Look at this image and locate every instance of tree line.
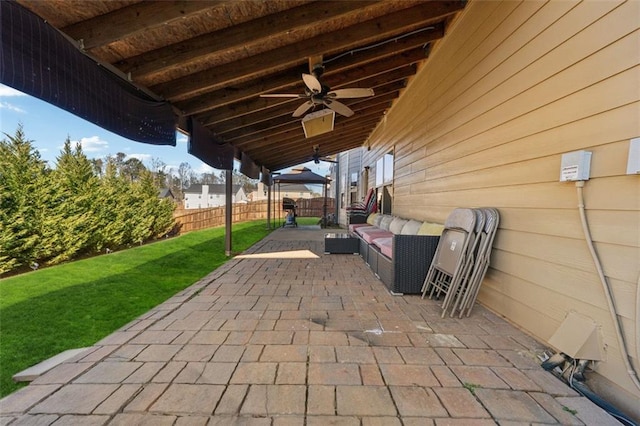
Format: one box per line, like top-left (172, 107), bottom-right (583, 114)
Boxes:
top-left (0, 126), bottom-right (176, 276)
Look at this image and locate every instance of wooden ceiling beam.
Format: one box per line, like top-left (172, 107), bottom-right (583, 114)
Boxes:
top-left (118, 1), bottom-right (376, 79)
top-left (206, 76), bottom-right (408, 132)
top-left (175, 33), bottom-right (433, 116)
top-left (151, 1), bottom-right (464, 100)
top-left (214, 88), bottom-right (402, 137)
top-left (263, 141), bottom-right (367, 170)
top-left (256, 130), bottom-right (377, 169)
top-left (225, 101), bottom-right (391, 144)
top-left (231, 105), bottom-right (389, 149)
top-left (62, 1), bottom-right (224, 50)
top-left (196, 64), bottom-right (416, 126)
top-left (233, 113), bottom-right (383, 154)
top-left (256, 123), bottom-right (379, 158)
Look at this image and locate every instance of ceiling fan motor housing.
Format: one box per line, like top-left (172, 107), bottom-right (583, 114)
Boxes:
top-left (311, 63), bottom-right (325, 77)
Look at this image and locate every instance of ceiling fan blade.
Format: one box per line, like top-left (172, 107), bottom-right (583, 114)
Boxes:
top-left (260, 93), bottom-right (305, 98)
top-left (302, 73), bottom-right (322, 94)
top-left (323, 99), bottom-right (354, 117)
top-left (292, 100), bottom-right (314, 118)
top-left (327, 88), bottom-right (374, 99)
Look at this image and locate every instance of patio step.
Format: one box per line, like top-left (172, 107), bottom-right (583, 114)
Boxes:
top-left (12, 347), bottom-right (90, 382)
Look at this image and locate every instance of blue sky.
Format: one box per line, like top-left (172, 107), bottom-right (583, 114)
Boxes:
top-left (0, 84), bottom-right (329, 177)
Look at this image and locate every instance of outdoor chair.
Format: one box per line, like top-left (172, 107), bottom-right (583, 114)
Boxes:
top-left (420, 208), bottom-right (476, 315)
top-left (347, 188), bottom-right (377, 224)
top-left (454, 208), bottom-right (500, 317)
top-left (439, 208), bottom-right (485, 317)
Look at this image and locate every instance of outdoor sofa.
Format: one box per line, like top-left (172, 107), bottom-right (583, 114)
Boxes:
top-left (349, 213), bottom-right (444, 294)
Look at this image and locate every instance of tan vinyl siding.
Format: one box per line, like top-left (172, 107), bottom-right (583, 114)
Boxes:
top-left (362, 0), bottom-right (640, 401)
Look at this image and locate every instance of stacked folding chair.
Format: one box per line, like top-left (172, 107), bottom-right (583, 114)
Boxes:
top-left (421, 208), bottom-right (499, 318)
top-left (455, 208), bottom-right (499, 317)
top-left (420, 208), bottom-right (477, 316)
top-left (439, 209), bottom-right (485, 317)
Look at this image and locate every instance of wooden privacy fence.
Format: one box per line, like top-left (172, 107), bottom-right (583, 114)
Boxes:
top-left (295, 197), bottom-right (335, 217)
top-left (173, 198), bottom-right (334, 233)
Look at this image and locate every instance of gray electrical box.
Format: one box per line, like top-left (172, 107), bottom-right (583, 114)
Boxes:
top-left (560, 150), bottom-right (591, 182)
top-left (627, 137), bottom-right (640, 175)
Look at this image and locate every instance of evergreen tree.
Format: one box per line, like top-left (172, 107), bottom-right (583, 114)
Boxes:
top-left (130, 170), bottom-right (175, 244)
top-left (94, 159), bottom-right (134, 249)
top-left (0, 126), bottom-right (178, 274)
top-left (43, 138), bottom-right (100, 263)
top-left (0, 125), bottom-right (50, 273)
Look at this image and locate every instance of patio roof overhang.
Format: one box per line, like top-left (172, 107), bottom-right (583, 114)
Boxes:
top-left (2, 0), bottom-right (466, 173)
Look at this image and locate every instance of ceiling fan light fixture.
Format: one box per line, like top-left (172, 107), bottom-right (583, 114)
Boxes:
top-left (301, 109), bottom-right (335, 138)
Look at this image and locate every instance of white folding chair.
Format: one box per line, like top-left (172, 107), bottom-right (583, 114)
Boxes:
top-left (421, 208), bottom-right (476, 313)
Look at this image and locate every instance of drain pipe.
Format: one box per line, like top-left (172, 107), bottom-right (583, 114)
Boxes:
top-left (541, 353), bottom-right (637, 425)
top-left (575, 181), bottom-right (640, 391)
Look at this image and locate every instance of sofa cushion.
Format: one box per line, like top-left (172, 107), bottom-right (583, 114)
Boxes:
top-left (361, 229), bottom-right (393, 243)
top-left (379, 215), bottom-right (395, 230)
top-left (372, 237), bottom-right (393, 258)
top-left (349, 223), bottom-right (370, 233)
top-left (389, 217), bottom-right (408, 234)
top-left (366, 213), bottom-right (379, 225)
top-left (417, 222), bottom-right (445, 236)
top-left (401, 219), bottom-right (423, 235)
top-left (355, 225), bottom-right (376, 237)
top-left (373, 214), bottom-right (385, 227)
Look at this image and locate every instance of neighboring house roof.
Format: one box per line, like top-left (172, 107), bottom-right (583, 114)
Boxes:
top-left (184, 184), bottom-right (242, 194)
top-left (158, 188), bottom-right (175, 199)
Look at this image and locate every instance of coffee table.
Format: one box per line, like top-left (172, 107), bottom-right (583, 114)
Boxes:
top-left (324, 233), bottom-right (359, 254)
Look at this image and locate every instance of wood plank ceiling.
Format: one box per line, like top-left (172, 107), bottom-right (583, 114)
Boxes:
top-left (17, 0), bottom-right (465, 172)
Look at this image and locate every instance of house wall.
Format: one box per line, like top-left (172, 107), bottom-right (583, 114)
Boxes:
top-left (362, 0), bottom-right (639, 410)
top-left (183, 185), bottom-right (236, 209)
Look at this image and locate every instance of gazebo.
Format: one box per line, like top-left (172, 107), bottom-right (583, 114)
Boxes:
top-left (272, 168), bottom-right (330, 228)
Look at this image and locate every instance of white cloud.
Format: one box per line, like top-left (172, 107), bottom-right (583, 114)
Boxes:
top-left (195, 162), bottom-right (217, 174)
top-left (74, 136), bottom-right (109, 152)
top-left (176, 132), bottom-right (189, 144)
top-left (127, 153), bottom-right (152, 162)
top-left (0, 85), bottom-right (26, 97)
top-left (0, 101), bottom-right (26, 113)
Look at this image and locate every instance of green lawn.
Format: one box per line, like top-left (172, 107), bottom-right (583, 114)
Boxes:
top-left (0, 220), bottom-right (271, 397)
top-left (295, 216), bottom-right (321, 226)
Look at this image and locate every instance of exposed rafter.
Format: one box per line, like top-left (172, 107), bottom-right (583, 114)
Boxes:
top-left (17, 0), bottom-right (465, 171)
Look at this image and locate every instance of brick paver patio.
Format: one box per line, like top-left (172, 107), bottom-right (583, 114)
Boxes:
top-left (0, 227), bottom-right (619, 425)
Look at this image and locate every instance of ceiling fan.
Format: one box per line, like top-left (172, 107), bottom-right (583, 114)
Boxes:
top-left (312, 145), bottom-right (337, 164)
top-left (261, 61), bottom-right (374, 118)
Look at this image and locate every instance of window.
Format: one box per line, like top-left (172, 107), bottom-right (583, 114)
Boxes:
top-left (375, 157), bottom-right (384, 187)
top-left (383, 152), bottom-right (393, 184)
top-left (375, 150), bottom-right (394, 214)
